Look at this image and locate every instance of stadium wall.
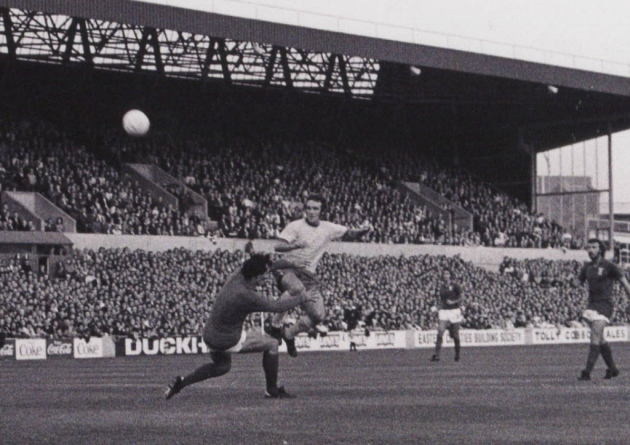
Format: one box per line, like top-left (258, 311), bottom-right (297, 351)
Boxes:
top-left (65, 234), bottom-right (584, 271)
top-left (110, 325), bottom-right (629, 356)
top-left (2, 192), bottom-right (77, 232)
top-left (401, 182), bottom-right (473, 231)
top-left (2, 326), bottom-right (628, 361)
top-left (122, 164), bottom-right (180, 211)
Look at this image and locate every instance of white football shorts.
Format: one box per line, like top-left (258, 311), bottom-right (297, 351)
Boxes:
top-left (581, 309), bottom-right (609, 323)
top-left (438, 308), bottom-right (464, 324)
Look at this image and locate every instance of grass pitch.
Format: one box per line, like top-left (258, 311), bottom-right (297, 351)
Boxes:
top-left (2, 344), bottom-right (630, 445)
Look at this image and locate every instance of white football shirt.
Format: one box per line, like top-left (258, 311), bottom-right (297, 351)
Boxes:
top-left (278, 219), bottom-right (347, 273)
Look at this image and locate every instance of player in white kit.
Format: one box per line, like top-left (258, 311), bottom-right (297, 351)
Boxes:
top-left (268, 194), bottom-right (370, 357)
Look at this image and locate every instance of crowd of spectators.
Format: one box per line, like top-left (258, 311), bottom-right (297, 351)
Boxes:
top-left (0, 118), bottom-right (203, 236)
top-left (0, 202), bottom-right (37, 231)
top-left (102, 119), bottom-right (583, 248)
top-left (1, 114), bottom-right (581, 249)
top-left (382, 152), bottom-right (583, 249)
top-left (44, 216), bottom-right (66, 232)
top-left (2, 247), bottom-right (628, 341)
top-left (103, 132), bottom-right (467, 245)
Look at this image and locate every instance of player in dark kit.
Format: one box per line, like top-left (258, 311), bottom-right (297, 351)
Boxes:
top-left (164, 254), bottom-right (305, 400)
top-left (576, 239), bottom-right (630, 381)
top-left (431, 269), bottom-right (463, 362)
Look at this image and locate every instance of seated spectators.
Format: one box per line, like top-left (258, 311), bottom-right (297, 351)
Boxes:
top-left (103, 132), bottom-right (476, 245)
top-left (0, 202), bottom-right (38, 231)
top-left (0, 117), bottom-right (201, 236)
top-left (384, 153), bottom-right (583, 249)
top-left (0, 114), bottom-right (579, 248)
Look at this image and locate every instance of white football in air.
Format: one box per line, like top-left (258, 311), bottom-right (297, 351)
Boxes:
top-left (122, 109), bottom-right (150, 136)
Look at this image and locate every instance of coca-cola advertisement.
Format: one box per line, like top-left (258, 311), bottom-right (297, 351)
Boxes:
top-left (73, 337), bottom-right (104, 359)
top-left (15, 339), bottom-right (47, 361)
top-left (47, 339), bottom-right (73, 358)
top-left (0, 339), bottom-right (15, 360)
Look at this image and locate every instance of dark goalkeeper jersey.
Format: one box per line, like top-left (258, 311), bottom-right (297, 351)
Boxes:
top-left (203, 269), bottom-right (302, 350)
top-left (578, 258), bottom-right (623, 319)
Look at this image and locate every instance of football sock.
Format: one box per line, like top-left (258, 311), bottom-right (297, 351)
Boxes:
top-left (286, 316), bottom-right (314, 339)
top-left (434, 333), bottom-right (443, 357)
top-left (450, 324), bottom-right (461, 358)
top-left (263, 350), bottom-right (279, 390)
top-left (453, 335), bottom-right (461, 359)
top-left (600, 342), bottom-right (617, 371)
top-left (585, 344), bottom-right (601, 373)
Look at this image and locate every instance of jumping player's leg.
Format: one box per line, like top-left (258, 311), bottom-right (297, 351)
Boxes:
top-left (284, 287), bottom-right (325, 339)
top-left (432, 320), bottom-right (450, 361)
top-left (278, 287), bottom-right (325, 358)
top-left (270, 271), bottom-right (306, 329)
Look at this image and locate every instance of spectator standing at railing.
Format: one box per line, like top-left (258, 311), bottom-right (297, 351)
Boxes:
top-left (576, 239), bottom-right (630, 381)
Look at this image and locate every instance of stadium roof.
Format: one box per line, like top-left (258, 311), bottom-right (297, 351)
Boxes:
top-left (3, 1), bottom-right (630, 94)
top-left (1, 0), bottom-right (630, 156)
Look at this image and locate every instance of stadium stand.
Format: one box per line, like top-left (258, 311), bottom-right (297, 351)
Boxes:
top-left (1, 246), bottom-right (628, 340)
top-left (1, 113), bottom-right (581, 249)
top-left (0, 0), bottom-right (628, 344)
top-left (0, 117), bottom-right (208, 236)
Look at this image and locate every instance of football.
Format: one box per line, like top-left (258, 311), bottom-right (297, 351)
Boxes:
top-left (122, 109), bottom-right (150, 136)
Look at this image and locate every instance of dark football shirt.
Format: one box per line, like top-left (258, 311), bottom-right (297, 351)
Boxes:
top-left (578, 258), bottom-right (623, 319)
top-left (439, 283), bottom-right (462, 310)
top-left (203, 268), bottom-right (302, 350)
